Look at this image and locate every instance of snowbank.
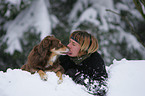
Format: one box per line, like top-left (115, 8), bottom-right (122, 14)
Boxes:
top-left (0, 59), bottom-right (145, 96)
top-left (0, 69), bottom-right (91, 96)
top-left (107, 59), bottom-right (145, 96)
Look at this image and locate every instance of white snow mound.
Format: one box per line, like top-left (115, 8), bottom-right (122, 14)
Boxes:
top-left (107, 59), bottom-right (145, 96)
top-left (0, 69), bottom-right (91, 96)
top-left (0, 59), bottom-right (145, 96)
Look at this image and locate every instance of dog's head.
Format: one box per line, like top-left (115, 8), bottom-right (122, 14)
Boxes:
top-left (38, 36), bottom-right (69, 55)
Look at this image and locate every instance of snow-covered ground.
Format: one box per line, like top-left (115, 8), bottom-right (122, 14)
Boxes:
top-left (0, 59), bottom-right (145, 96)
top-left (107, 59), bottom-right (145, 96)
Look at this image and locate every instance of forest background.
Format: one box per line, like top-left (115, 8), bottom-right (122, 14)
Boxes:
top-left (0, 0), bottom-right (145, 71)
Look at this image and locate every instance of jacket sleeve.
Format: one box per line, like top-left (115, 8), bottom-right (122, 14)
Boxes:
top-left (88, 52), bottom-right (108, 80)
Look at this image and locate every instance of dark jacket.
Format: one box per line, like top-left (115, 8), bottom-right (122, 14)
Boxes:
top-left (59, 52), bottom-right (108, 95)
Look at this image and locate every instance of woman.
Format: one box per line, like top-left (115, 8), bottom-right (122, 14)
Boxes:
top-left (59, 30), bottom-right (108, 96)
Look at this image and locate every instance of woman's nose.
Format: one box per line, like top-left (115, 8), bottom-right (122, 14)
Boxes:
top-left (67, 43), bottom-right (71, 48)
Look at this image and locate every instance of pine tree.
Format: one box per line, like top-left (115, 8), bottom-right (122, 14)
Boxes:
top-left (0, 0), bottom-right (145, 71)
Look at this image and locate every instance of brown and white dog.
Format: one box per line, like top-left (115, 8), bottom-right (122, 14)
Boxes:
top-left (21, 36), bottom-right (69, 84)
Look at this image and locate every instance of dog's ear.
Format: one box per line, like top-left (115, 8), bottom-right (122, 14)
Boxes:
top-left (51, 35), bottom-right (55, 37)
top-left (38, 42), bottom-right (49, 58)
top-left (38, 36), bottom-right (51, 55)
top-left (44, 36), bottom-right (51, 39)
top-left (45, 35), bottom-right (55, 38)
top-left (42, 35), bottom-right (56, 48)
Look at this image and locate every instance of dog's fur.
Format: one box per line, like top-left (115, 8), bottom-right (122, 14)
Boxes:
top-left (21, 36), bottom-right (69, 83)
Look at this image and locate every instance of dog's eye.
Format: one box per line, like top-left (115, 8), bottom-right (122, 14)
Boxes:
top-left (59, 44), bottom-right (63, 47)
top-left (58, 43), bottom-right (62, 47)
top-left (55, 42), bottom-right (63, 49)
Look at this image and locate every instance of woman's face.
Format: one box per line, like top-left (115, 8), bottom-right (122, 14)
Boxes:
top-left (67, 39), bottom-right (81, 57)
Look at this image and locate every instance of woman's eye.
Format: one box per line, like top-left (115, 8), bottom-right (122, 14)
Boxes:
top-left (72, 43), bottom-right (76, 46)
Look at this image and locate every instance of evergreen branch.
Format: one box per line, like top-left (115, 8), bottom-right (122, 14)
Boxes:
top-left (140, 0), bottom-right (145, 5)
top-left (133, 0), bottom-right (145, 19)
top-left (106, 9), bottom-right (145, 48)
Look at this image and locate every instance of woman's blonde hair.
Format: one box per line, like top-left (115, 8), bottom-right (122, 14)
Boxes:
top-left (70, 30), bottom-right (98, 56)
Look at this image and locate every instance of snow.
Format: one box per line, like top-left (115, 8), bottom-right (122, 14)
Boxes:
top-left (116, 3), bottom-right (129, 11)
top-left (116, 27), bottom-right (143, 50)
top-left (0, 59), bottom-right (145, 96)
top-left (116, 2), bottom-right (143, 19)
top-left (71, 8), bottom-right (100, 30)
top-left (140, 0), bottom-right (145, 14)
top-left (0, 69), bottom-right (90, 96)
top-left (70, 0), bottom-right (114, 31)
top-left (107, 59), bottom-right (145, 96)
top-left (4, 0), bottom-right (51, 54)
top-left (7, 0), bottom-right (21, 5)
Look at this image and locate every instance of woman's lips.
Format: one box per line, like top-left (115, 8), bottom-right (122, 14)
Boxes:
top-left (66, 51), bottom-right (72, 55)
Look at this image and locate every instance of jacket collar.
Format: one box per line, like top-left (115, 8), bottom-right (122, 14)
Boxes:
top-left (70, 53), bottom-right (91, 65)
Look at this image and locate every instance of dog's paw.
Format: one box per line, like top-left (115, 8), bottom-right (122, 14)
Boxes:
top-left (38, 70), bottom-right (48, 81)
top-left (57, 79), bottom-right (63, 84)
top-left (41, 74), bottom-right (48, 81)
